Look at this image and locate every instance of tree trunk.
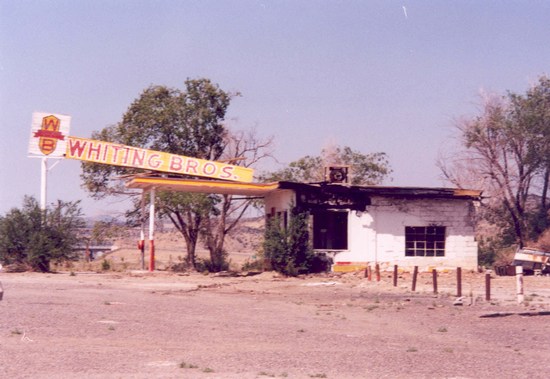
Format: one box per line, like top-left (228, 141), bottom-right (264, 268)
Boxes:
top-left (185, 236), bottom-right (198, 271)
top-left (541, 166), bottom-right (549, 213)
top-left (204, 216), bottom-right (227, 272)
top-left (167, 210), bottom-right (202, 271)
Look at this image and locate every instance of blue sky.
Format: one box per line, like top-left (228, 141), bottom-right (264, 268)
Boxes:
top-left (1, 0), bottom-right (549, 217)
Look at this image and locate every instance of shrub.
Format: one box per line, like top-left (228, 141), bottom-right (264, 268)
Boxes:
top-left (0, 196), bottom-right (84, 272)
top-left (196, 257), bottom-right (230, 273)
top-left (241, 258), bottom-right (264, 271)
top-left (263, 207), bottom-right (324, 276)
top-left (101, 259), bottom-right (111, 271)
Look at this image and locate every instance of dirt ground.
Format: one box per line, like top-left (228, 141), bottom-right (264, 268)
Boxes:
top-left (1, 269), bottom-right (550, 379)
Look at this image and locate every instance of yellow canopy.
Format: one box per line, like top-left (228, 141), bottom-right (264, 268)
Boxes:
top-left (125, 176), bottom-right (279, 196)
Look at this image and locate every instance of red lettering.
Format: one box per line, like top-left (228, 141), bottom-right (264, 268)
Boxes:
top-left (220, 166), bottom-right (234, 179)
top-left (132, 149), bottom-right (145, 167)
top-left (102, 144), bottom-right (109, 162)
top-left (147, 154), bottom-right (162, 169)
top-left (40, 139), bottom-right (56, 152)
top-left (170, 156), bottom-right (183, 171)
top-left (203, 162), bottom-right (217, 176)
top-left (87, 142), bottom-right (102, 161)
top-left (42, 116), bottom-right (60, 130)
top-left (122, 147), bottom-right (131, 164)
top-left (110, 145), bottom-right (123, 163)
top-left (68, 139), bottom-right (87, 158)
top-left (185, 159), bottom-right (199, 174)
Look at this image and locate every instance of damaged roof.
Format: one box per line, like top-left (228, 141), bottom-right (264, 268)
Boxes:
top-left (125, 176), bottom-right (482, 200)
top-left (277, 181), bottom-right (482, 200)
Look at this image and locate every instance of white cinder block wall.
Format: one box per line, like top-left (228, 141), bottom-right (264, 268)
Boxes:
top-left (265, 191), bottom-right (479, 272)
top-left (341, 197), bottom-right (478, 271)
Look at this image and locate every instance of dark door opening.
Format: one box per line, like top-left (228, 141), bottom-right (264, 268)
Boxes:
top-left (312, 210), bottom-right (348, 250)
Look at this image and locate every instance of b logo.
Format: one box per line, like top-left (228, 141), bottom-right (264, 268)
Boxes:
top-left (33, 115), bottom-right (65, 155)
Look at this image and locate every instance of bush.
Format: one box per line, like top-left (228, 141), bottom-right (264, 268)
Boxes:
top-left (241, 257), bottom-right (264, 272)
top-left (101, 259), bottom-right (111, 271)
top-left (478, 235), bottom-right (519, 268)
top-left (196, 257), bottom-right (230, 273)
top-left (477, 237), bottom-right (498, 267)
top-left (263, 207), bottom-right (323, 276)
top-left (0, 196), bottom-right (84, 272)
top-left (168, 255), bottom-right (189, 272)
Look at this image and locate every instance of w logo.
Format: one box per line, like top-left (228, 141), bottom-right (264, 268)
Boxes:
top-left (33, 115), bottom-right (65, 155)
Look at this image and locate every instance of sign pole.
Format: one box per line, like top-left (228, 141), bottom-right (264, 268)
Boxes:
top-left (40, 157), bottom-right (48, 210)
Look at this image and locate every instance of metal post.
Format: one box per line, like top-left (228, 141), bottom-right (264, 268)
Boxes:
top-left (393, 265), bottom-right (398, 287)
top-left (148, 188), bottom-right (156, 272)
top-left (139, 191), bottom-right (146, 270)
top-left (516, 266), bottom-right (524, 304)
top-left (375, 263), bottom-right (380, 282)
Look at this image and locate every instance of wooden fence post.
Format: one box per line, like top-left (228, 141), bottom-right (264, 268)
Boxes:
top-left (393, 265), bottom-right (398, 287)
top-left (485, 270), bottom-right (491, 301)
top-left (364, 264), bottom-right (371, 280)
top-left (432, 268), bottom-right (438, 294)
top-left (375, 263), bottom-right (380, 282)
top-left (456, 267), bottom-right (462, 297)
top-left (411, 266), bottom-right (418, 292)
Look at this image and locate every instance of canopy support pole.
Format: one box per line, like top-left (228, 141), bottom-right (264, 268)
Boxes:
top-left (148, 188), bottom-right (156, 272)
top-left (139, 191), bottom-right (146, 270)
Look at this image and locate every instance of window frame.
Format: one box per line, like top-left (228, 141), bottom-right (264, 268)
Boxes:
top-left (405, 226), bottom-right (446, 257)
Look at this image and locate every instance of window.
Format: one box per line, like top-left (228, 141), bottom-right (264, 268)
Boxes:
top-left (267, 209), bottom-right (288, 230)
top-left (405, 226), bottom-right (446, 257)
top-left (312, 210), bottom-right (348, 250)
top-left (276, 211), bottom-right (288, 230)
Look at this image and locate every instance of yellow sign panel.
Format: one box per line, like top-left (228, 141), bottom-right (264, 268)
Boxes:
top-left (65, 136), bottom-right (254, 183)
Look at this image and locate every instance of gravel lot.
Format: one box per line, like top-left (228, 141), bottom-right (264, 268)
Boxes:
top-left (1, 270), bottom-right (550, 378)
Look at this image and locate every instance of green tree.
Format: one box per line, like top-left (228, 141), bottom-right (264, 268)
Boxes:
top-left (0, 196), bottom-right (84, 272)
top-left (81, 79), bottom-right (235, 270)
top-left (80, 78), bottom-right (275, 271)
top-left (439, 75), bottom-right (550, 249)
top-left (261, 145), bottom-right (391, 185)
top-left (509, 76), bottom-right (550, 239)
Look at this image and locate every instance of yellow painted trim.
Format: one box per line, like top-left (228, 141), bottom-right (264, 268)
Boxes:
top-left (332, 264), bottom-right (367, 273)
top-left (453, 189), bottom-right (483, 197)
top-left (126, 177), bottom-right (279, 196)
